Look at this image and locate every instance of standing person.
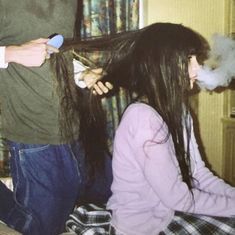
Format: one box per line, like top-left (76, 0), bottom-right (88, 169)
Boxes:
top-left (102, 23), bottom-right (235, 234)
top-left (0, 1), bottom-right (112, 235)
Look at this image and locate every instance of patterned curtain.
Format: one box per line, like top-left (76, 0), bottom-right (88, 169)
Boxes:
top-left (81, 0), bottom-right (139, 149)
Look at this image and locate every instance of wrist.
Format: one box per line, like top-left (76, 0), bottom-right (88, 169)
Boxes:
top-left (5, 45), bottom-right (19, 64)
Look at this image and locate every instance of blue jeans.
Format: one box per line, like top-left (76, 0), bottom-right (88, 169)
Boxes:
top-left (0, 141), bottom-right (112, 235)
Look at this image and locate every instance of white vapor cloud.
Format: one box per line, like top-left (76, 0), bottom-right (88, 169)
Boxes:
top-left (197, 34), bottom-right (235, 90)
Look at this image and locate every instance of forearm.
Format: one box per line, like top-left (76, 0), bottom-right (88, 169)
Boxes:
top-left (1, 38), bottom-right (57, 68)
top-left (193, 165), bottom-right (235, 198)
top-left (145, 151), bottom-right (235, 217)
top-left (1, 45), bottom-right (29, 67)
top-left (5, 41), bottom-right (47, 67)
top-left (5, 45), bottom-right (23, 64)
top-left (190, 130), bottom-right (235, 197)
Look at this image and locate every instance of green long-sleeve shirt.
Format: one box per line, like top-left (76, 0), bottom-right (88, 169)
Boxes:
top-left (0, 0), bottom-right (77, 144)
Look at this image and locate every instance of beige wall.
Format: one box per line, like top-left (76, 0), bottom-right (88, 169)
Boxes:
top-left (145, 0), bottom-right (231, 176)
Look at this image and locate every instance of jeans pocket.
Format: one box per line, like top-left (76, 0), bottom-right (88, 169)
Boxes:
top-left (18, 144), bottom-right (52, 184)
top-left (19, 144), bottom-right (81, 193)
top-left (8, 142), bottom-right (82, 235)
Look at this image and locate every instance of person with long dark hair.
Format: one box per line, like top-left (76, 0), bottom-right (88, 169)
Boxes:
top-left (57, 22), bottom-right (235, 234)
top-left (0, 1), bottom-right (112, 235)
top-left (104, 22), bottom-right (235, 235)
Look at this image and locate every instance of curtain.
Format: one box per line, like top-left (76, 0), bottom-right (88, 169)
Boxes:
top-left (81, 0), bottom-right (139, 149)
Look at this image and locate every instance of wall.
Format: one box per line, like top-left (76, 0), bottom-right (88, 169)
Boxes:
top-left (145, 0), bottom-right (230, 176)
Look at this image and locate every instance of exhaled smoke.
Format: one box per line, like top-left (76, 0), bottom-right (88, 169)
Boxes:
top-left (197, 34), bottom-right (235, 90)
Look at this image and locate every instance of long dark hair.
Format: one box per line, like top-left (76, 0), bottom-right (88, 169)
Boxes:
top-left (52, 22), bottom-right (209, 188)
top-left (50, 0), bottom-right (115, 180)
top-left (103, 23), bottom-right (209, 189)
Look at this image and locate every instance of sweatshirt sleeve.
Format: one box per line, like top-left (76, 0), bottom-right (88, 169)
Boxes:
top-left (190, 125), bottom-right (235, 198)
top-left (128, 105), bottom-right (235, 217)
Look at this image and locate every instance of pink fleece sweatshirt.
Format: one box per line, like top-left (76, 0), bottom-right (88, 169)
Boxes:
top-left (107, 103), bottom-right (235, 235)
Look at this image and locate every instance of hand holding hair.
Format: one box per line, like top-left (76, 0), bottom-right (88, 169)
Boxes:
top-left (5, 38), bottom-right (59, 67)
top-left (79, 67), bottom-right (113, 95)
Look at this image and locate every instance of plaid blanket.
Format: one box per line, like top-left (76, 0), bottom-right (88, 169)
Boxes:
top-left (65, 204), bottom-right (116, 235)
top-left (160, 211), bottom-right (235, 235)
top-left (66, 204), bottom-right (235, 235)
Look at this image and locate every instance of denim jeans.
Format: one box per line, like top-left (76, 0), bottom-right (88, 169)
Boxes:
top-left (0, 140), bottom-right (112, 235)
